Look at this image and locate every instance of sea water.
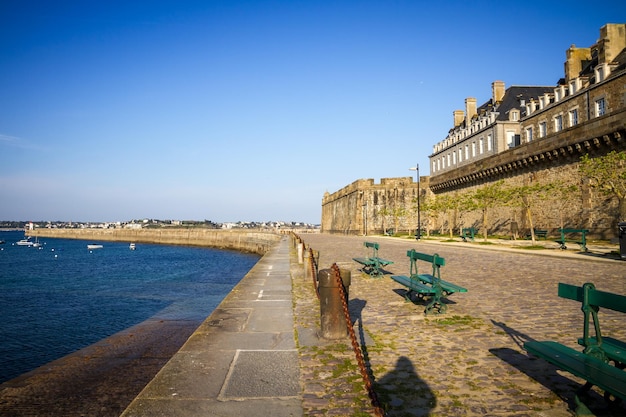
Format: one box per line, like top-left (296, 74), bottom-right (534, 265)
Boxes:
top-left (0, 230), bottom-right (259, 383)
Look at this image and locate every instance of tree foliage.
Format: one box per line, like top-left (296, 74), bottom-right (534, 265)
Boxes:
top-left (466, 181), bottom-right (507, 240)
top-left (579, 151), bottom-right (626, 222)
top-left (504, 182), bottom-right (555, 242)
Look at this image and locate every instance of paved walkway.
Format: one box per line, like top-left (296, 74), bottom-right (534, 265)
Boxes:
top-left (121, 236), bottom-right (301, 417)
top-left (298, 234), bottom-right (625, 416)
top-left (121, 234), bottom-right (626, 417)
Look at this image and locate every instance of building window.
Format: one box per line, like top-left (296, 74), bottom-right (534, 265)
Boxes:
top-left (447, 154), bottom-right (451, 167)
top-left (526, 127), bottom-right (533, 142)
top-left (465, 144), bottom-right (469, 159)
top-left (479, 138), bottom-right (484, 154)
top-left (510, 110), bottom-right (519, 121)
top-left (569, 109), bottom-right (578, 127)
top-left (539, 122), bottom-right (547, 138)
top-left (506, 131), bottom-right (515, 148)
top-left (458, 148), bottom-right (462, 162)
top-left (452, 150), bottom-right (457, 165)
top-left (595, 97), bottom-right (606, 117)
top-left (487, 134), bottom-right (493, 151)
top-left (554, 115), bottom-right (563, 132)
top-left (471, 142), bottom-right (476, 157)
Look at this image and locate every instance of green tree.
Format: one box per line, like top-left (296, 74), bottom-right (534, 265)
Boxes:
top-left (466, 181), bottom-right (507, 241)
top-left (549, 180), bottom-right (581, 229)
top-left (504, 182), bottom-right (555, 243)
top-left (579, 151), bottom-right (626, 223)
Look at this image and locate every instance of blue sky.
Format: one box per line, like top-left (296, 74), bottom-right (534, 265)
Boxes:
top-left (1, 1), bottom-right (624, 223)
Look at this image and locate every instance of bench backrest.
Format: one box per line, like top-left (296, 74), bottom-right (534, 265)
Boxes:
top-left (364, 241), bottom-right (379, 257)
top-left (406, 249), bottom-right (445, 279)
top-left (559, 228), bottom-right (589, 234)
top-left (406, 249), bottom-right (445, 266)
top-left (559, 283), bottom-right (626, 313)
top-left (558, 282), bottom-right (626, 352)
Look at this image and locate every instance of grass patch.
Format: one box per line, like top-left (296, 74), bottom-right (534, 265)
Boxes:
top-left (517, 245), bottom-right (547, 250)
top-left (427, 315), bottom-right (485, 331)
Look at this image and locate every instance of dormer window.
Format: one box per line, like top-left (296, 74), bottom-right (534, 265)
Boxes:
top-left (509, 110), bottom-right (519, 121)
top-left (595, 63), bottom-right (608, 83)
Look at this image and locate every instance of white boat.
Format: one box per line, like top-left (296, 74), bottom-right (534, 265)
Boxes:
top-left (129, 243), bottom-right (136, 250)
top-left (16, 237), bottom-right (34, 246)
top-left (32, 237), bottom-right (42, 248)
top-left (87, 244), bottom-right (103, 250)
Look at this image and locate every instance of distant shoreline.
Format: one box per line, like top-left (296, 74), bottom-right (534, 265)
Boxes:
top-left (27, 228), bottom-right (282, 255)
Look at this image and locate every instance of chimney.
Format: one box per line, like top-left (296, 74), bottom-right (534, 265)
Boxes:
top-left (564, 45), bottom-right (591, 83)
top-left (492, 81), bottom-right (505, 103)
top-left (453, 110), bottom-right (465, 127)
top-left (597, 23), bottom-right (626, 65)
top-left (465, 98), bottom-right (477, 122)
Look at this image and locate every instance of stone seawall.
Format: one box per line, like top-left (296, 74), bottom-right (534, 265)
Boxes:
top-left (27, 228), bottom-right (281, 255)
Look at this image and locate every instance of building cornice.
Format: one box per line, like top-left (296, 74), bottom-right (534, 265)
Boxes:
top-left (429, 108), bottom-right (626, 192)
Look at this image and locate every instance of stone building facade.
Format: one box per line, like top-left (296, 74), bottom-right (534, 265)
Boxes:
top-left (431, 82), bottom-right (554, 175)
top-left (322, 24), bottom-right (626, 238)
top-left (430, 24), bottom-right (625, 236)
top-left (321, 177), bottom-right (429, 235)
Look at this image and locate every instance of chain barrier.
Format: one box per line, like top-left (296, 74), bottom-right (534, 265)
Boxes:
top-left (331, 263), bottom-right (386, 417)
top-left (309, 247), bottom-right (320, 300)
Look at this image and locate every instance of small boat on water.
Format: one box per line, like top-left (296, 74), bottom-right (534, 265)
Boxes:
top-left (16, 237), bottom-right (34, 246)
top-left (129, 243), bottom-right (136, 250)
top-left (87, 244), bottom-right (103, 250)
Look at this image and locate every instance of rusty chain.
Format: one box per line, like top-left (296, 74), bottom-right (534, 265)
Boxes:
top-left (331, 263), bottom-right (386, 417)
top-left (309, 247), bottom-right (320, 300)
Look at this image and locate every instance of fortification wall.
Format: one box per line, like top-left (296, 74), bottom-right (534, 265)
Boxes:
top-left (27, 228), bottom-right (281, 255)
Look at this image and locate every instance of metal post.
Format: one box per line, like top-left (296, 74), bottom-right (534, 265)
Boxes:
top-left (409, 164), bottom-right (421, 240)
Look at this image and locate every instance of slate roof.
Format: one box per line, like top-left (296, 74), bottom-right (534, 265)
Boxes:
top-left (494, 86), bottom-right (554, 121)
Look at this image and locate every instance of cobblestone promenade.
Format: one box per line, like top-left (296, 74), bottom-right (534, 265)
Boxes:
top-left (293, 234), bottom-right (625, 417)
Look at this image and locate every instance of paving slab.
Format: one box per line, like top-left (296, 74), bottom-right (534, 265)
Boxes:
top-left (120, 236), bottom-right (302, 417)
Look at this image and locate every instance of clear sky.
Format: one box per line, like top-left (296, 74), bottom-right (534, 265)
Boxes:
top-left (1, 1), bottom-right (624, 224)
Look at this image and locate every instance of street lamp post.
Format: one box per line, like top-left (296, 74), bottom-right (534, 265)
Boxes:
top-left (409, 164), bottom-right (420, 240)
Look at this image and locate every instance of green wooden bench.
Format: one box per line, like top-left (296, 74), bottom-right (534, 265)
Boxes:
top-left (390, 250), bottom-right (467, 315)
top-left (352, 241), bottom-right (394, 277)
top-left (557, 283), bottom-right (626, 369)
top-left (555, 228), bottom-right (589, 251)
top-left (524, 283), bottom-right (626, 415)
top-left (525, 229), bottom-right (548, 240)
top-left (460, 227), bottom-right (478, 242)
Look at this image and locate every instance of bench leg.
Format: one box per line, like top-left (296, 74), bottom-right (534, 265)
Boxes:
top-left (574, 382), bottom-right (595, 416)
top-left (424, 294), bottom-right (446, 315)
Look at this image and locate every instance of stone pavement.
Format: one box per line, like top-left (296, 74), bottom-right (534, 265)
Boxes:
top-left (121, 236), bottom-right (301, 417)
top-left (297, 234), bottom-right (625, 416)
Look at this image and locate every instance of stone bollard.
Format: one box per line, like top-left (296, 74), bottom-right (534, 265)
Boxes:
top-left (297, 242), bottom-right (304, 264)
top-left (318, 268), bottom-right (351, 339)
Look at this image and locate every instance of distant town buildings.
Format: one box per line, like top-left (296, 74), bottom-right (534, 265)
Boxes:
top-left (1, 219), bottom-right (320, 232)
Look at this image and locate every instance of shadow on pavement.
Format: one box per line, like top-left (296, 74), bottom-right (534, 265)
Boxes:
top-left (489, 320), bottom-right (626, 416)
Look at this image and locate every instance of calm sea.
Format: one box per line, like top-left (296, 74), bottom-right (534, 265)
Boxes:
top-left (0, 230), bottom-right (259, 384)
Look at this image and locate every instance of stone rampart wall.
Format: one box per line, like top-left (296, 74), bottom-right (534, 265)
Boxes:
top-left (27, 228), bottom-right (281, 255)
